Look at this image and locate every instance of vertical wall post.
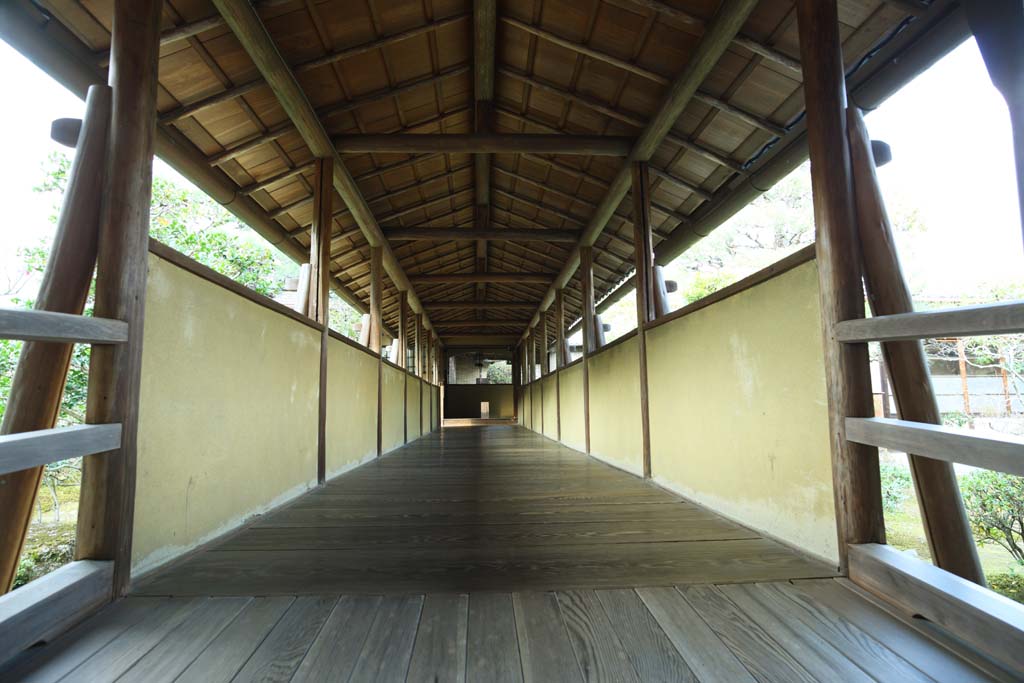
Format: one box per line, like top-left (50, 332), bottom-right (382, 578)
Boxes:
top-left (398, 290), bottom-right (408, 443)
top-left (512, 343), bottom-right (521, 422)
top-left (632, 162), bottom-right (655, 479)
top-left (796, 0), bottom-right (885, 571)
top-left (555, 289), bottom-right (565, 442)
top-left (415, 314), bottom-right (423, 436)
top-left (581, 245), bottom-right (595, 454)
top-left (370, 246), bottom-right (383, 456)
top-left (309, 157), bottom-right (334, 483)
top-left (75, 0), bottom-right (162, 597)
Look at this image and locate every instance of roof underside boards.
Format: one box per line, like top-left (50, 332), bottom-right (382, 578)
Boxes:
top-left (30, 0), bottom-right (942, 343)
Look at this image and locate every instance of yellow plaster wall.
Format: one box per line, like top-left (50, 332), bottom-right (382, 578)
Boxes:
top-left (133, 253), bottom-right (319, 574)
top-left (587, 335), bottom-right (644, 476)
top-left (646, 260), bottom-right (838, 563)
top-left (325, 336), bottom-right (377, 476)
top-left (558, 364), bottom-right (586, 452)
top-left (381, 364), bottom-right (405, 454)
top-left (542, 375), bottom-right (558, 439)
top-left (406, 376), bottom-right (422, 441)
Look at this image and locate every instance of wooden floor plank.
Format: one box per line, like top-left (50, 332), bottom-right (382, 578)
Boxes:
top-left (763, 581), bottom-right (936, 682)
top-left (61, 597), bottom-right (202, 682)
top-left (466, 593), bottom-right (523, 683)
top-left (290, 595), bottom-right (382, 682)
top-left (175, 597), bottom-right (295, 683)
top-left (230, 596), bottom-right (335, 682)
top-left (635, 586), bottom-right (754, 683)
top-left (512, 592), bottom-right (583, 683)
top-left (796, 579), bottom-right (1000, 683)
top-left (0, 598), bottom-right (161, 683)
top-left (595, 589), bottom-right (696, 683)
top-left (116, 597), bottom-right (251, 683)
top-left (555, 590), bottom-right (639, 682)
top-left (677, 584), bottom-right (816, 682)
top-left (134, 538), bottom-right (831, 596)
top-left (348, 595), bottom-right (423, 682)
top-left (716, 583), bottom-right (874, 682)
top-left (406, 594), bottom-right (469, 683)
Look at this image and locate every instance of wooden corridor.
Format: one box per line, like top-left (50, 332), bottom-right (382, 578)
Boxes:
top-left (0, 425), bottom-right (1002, 681)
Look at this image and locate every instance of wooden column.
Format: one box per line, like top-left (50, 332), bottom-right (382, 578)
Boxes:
top-left (398, 291), bottom-right (408, 443)
top-left (848, 108), bottom-right (985, 584)
top-left (541, 309), bottom-right (549, 375)
top-left (796, 0), bottom-right (885, 571)
top-left (309, 157), bottom-right (333, 484)
top-left (370, 246), bottom-right (383, 456)
top-left (512, 346), bottom-right (521, 421)
top-left (555, 289), bottom-right (565, 442)
top-left (632, 162), bottom-right (655, 479)
top-left (76, 0), bottom-right (163, 597)
top-left (581, 245), bottom-right (595, 454)
top-left (415, 313), bottom-right (423, 377)
top-left (0, 85), bottom-right (111, 592)
top-left (416, 314), bottom-right (424, 435)
top-left (964, 0), bottom-right (1024, 247)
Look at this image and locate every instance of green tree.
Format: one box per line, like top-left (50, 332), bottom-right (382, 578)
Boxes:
top-left (961, 470), bottom-right (1024, 565)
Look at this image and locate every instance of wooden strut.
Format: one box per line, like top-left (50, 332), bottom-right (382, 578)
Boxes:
top-left (76, 0), bottom-right (163, 597)
top-left (0, 86), bottom-right (111, 593)
top-left (310, 157), bottom-right (333, 484)
top-left (796, 0), bottom-right (884, 572)
top-left (847, 108), bottom-right (985, 584)
top-left (399, 291), bottom-right (408, 444)
top-left (555, 290), bottom-right (565, 442)
top-left (632, 162), bottom-right (655, 479)
top-left (333, 133), bottom-right (633, 156)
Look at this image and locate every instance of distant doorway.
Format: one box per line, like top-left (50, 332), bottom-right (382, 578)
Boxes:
top-left (480, 401), bottom-right (490, 419)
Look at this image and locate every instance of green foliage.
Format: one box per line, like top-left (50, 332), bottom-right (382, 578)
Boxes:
top-left (988, 570), bottom-right (1024, 603)
top-left (682, 271), bottom-right (735, 305)
top-left (13, 524), bottom-right (76, 589)
top-left (960, 470), bottom-right (1024, 565)
top-left (486, 361), bottom-right (512, 384)
top-left (879, 463), bottom-right (913, 514)
top-left (329, 292), bottom-right (364, 340)
top-left (941, 411), bottom-right (972, 428)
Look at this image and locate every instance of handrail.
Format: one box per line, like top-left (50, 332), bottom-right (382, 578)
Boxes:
top-left (0, 424), bottom-right (122, 476)
top-left (846, 417), bottom-right (1024, 478)
top-left (836, 301), bottom-right (1024, 342)
top-left (0, 309), bottom-right (128, 344)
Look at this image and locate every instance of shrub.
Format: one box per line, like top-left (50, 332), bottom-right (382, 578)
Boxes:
top-left (13, 524), bottom-right (76, 590)
top-left (960, 470), bottom-right (1024, 565)
top-left (988, 571), bottom-right (1024, 603)
top-left (880, 463), bottom-right (913, 514)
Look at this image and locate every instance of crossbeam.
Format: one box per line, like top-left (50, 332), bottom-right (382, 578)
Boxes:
top-left (334, 133), bottom-right (633, 156)
top-left (410, 272), bottom-right (552, 285)
top-left (424, 302), bottom-right (539, 311)
top-left (433, 319), bottom-right (529, 329)
top-left (384, 227), bottom-right (578, 243)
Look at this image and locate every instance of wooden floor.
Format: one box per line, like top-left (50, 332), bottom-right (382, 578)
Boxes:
top-left (1, 426), bottom-right (999, 681)
top-left (135, 425), bottom-right (835, 595)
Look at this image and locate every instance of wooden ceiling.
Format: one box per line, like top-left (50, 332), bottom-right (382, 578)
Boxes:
top-left (34, 0), bottom-right (943, 346)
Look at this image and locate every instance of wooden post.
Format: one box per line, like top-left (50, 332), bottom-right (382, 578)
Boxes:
top-left (632, 162), bottom-right (655, 479)
top-left (512, 345), bottom-right (521, 422)
top-left (370, 246), bottom-right (383, 456)
top-left (309, 157), bottom-right (333, 484)
top-left (416, 314), bottom-right (424, 435)
top-left (555, 289), bottom-right (565, 442)
top-left (399, 291), bottom-right (408, 443)
top-left (796, 0), bottom-right (885, 572)
top-left (541, 310), bottom-right (549, 376)
top-left (964, 0), bottom-right (1024, 247)
top-left (581, 245), bottom-right (595, 454)
top-left (415, 313), bottom-right (423, 377)
top-left (0, 85), bottom-right (111, 592)
top-left (76, 0), bottom-right (163, 597)
top-left (847, 107), bottom-right (985, 584)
